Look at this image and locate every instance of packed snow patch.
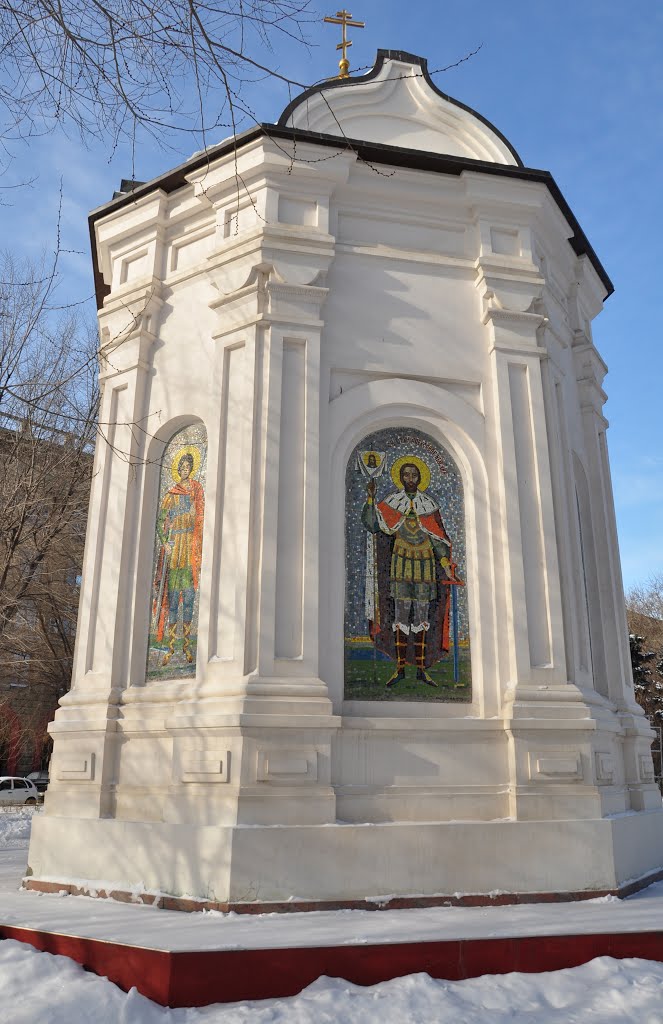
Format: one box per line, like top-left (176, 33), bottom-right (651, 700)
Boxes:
top-left (2, 941), bottom-right (663, 1023)
top-left (0, 807), bottom-right (39, 849)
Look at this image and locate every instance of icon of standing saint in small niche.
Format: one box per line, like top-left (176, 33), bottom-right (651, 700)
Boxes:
top-left (152, 444), bottom-right (205, 669)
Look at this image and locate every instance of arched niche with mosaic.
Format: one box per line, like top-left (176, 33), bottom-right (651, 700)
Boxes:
top-left (146, 423), bottom-right (207, 681)
top-left (344, 427), bottom-right (471, 702)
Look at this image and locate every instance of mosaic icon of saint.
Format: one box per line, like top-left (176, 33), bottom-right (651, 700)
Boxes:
top-left (361, 455), bottom-right (462, 687)
top-left (152, 445), bottom-right (205, 667)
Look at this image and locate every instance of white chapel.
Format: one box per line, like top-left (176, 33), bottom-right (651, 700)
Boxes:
top-left (27, 50), bottom-right (663, 907)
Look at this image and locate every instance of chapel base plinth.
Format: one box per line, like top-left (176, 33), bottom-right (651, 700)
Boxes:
top-left (26, 811), bottom-right (663, 908)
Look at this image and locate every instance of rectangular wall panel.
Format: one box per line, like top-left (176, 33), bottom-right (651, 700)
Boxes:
top-left (274, 340), bottom-right (306, 660)
top-left (85, 383), bottom-right (126, 673)
top-left (552, 377), bottom-right (589, 678)
top-left (598, 429), bottom-right (631, 684)
top-left (212, 343), bottom-right (246, 661)
top-left (509, 363), bottom-right (552, 668)
top-left (337, 213), bottom-right (466, 256)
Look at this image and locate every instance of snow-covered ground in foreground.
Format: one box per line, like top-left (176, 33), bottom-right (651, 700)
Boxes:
top-left (2, 941), bottom-right (663, 1024)
top-left (0, 808), bottom-right (41, 897)
top-left (0, 807), bottom-right (36, 850)
top-left (4, 810), bottom-right (663, 1022)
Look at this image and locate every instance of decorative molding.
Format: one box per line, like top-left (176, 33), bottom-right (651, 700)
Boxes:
top-left (329, 368), bottom-right (483, 414)
top-left (487, 340), bottom-right (547, 360)
top-left (256, 749), bottom-right (318, 782)
top-left (57, 754), bottom-right (95, 781)
top-left (639, 754), bottom-right (655, 783)
top-left (483, 308), bottom-right (548, 328)
top-left (594, 752), bottom-right (616, 784)
top-left (181, 751), bottom-right (230, 784)
top-left (209, 261), bottom-right (330, 339)
top-left (98, 328), bottom-right (158, 382)
top-left (335, 242), bottom-right (474, 271)
top-left (529, 752), bottom-right (582, 782)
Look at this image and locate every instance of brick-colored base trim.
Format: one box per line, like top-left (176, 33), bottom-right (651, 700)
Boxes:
top-left (5, 922), bottom-right (663, 1007)
top-left (22, 865), bottom-right (663, 914)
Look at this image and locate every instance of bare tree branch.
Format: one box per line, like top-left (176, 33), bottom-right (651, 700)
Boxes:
top-left (0, 0), bottom-right (316, 149)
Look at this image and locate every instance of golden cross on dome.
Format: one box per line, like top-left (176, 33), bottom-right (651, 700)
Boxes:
top-left (323, 9), bottom-right (365, 79)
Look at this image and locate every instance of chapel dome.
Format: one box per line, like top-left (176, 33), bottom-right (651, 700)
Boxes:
top-left (278, 49), bottom-right (522, 167)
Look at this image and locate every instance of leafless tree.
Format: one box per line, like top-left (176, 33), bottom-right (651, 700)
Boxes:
top-left (626, 575), bottom-right (663, 779)
top-left (627, 574), bottom-right (663, 629)
top-left (0, 0), bottom-right (315, 154)
top-left (627, 574), bottom-right (663, 673)
top-left (0, 251), bottom-right (97, 763)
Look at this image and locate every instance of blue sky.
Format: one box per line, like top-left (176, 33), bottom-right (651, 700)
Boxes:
top-left (3, 0), bottom-right (661, 590)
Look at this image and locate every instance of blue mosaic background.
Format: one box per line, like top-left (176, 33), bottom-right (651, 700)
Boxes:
top-left (344, 427), bottom-right (471, 702)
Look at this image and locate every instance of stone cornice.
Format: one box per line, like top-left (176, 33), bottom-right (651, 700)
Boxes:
top-left (98, 330), bottom-right (158, 381)
top-left (95, 191), bottom-right (168, 289)
top-left (483, 308), bottom-right (547, 329)
top-left (573, 339), bottom-right (608, 412)
top-left (487, 339), bottom-right (548, 361)
top-left (89, 126), bottom-right (614, 309)
top-left (97, 280), bottom-right (163, 378)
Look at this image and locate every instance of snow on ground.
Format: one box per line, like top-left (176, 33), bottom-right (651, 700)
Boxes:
top-left (0, 807), bottom-right (38, 850)
top-left (2, 941), bottom-right (663, 1024)
top-left (0, 809), bottom-right (39, 896)
top-left (4, 811), bottom-right (663, 1021)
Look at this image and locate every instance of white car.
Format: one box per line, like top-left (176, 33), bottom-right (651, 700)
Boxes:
top-left (0, 777), bottom-right (39, 805)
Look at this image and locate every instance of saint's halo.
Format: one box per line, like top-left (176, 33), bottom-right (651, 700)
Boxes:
top-left (390, 454), bottom-right (431, 492)
top-left (171, 444), bottom-right (202, 482)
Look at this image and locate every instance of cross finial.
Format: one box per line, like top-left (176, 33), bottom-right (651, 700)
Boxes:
top-left (323, 9), bottom-right (365, 79)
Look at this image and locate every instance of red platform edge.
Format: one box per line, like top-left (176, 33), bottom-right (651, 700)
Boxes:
top-left (4, 924), bottom-right (663, 1007)
top-left (21, 865), bottom-right (663, 913)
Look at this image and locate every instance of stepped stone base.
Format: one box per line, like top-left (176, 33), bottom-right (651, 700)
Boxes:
top-left (26, 811), bottom-right (663, 908)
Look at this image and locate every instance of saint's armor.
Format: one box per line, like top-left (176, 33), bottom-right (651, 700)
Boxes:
top-left (361, 456), bottom-right (460, 686)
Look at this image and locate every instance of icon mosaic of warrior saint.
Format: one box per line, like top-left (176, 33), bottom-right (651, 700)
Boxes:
top-left (146, 424), bottom-right (207, 681)
top-left (345, 428), bottom-right (472, 702)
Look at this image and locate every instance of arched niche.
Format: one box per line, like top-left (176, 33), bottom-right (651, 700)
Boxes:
top-left (323, 377), bottom-right (496, 718)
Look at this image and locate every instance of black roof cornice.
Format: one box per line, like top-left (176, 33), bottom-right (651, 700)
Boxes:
top-left (89, 125), bottom-right (613, 307)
